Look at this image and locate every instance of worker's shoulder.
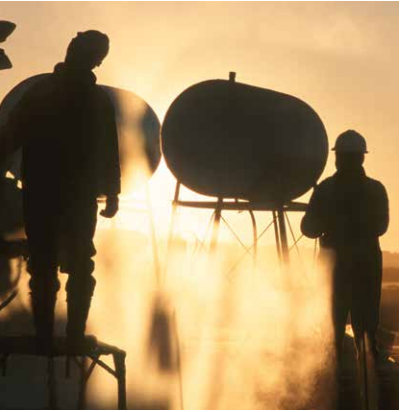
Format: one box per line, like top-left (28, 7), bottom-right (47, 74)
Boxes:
top-left (314, 176), bottom-right (336, 192)
top-left (364, 175), bottom-right (387, 194)
top-left (93, 85), bottom-right (113, 106)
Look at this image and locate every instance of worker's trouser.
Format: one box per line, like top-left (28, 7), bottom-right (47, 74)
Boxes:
top-left (331, 247), bottom-right (382, 360)
top-left (25, 194), bottom-right (98, 344)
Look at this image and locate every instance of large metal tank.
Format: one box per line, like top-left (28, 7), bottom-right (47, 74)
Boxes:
top-left (162, 76), bottom-right (328, 203)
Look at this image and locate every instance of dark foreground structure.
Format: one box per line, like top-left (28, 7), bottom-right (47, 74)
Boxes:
top-left (0, 335), bottom-right (126, 409)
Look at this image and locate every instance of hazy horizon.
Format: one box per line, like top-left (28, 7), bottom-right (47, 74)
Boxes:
top-left (1, 1), bottom-right (399, 252)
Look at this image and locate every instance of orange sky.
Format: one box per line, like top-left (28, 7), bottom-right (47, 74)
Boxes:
top-left (1, 1), bottom-right (399, 252)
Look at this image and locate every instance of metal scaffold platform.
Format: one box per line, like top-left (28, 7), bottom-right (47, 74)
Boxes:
top-left (0, 335), bottom-right (127, 409)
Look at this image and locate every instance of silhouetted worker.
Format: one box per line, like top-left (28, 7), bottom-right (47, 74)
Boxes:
top-left (301, 130), bottom-right (388, 361)
top-left (1, 31), bottom-right (120, 351)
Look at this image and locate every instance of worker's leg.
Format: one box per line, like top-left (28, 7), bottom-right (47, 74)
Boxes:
top-left (25, 215), bottom-right (60, 352)
top-left (332, 295), bottom-right (350, 363)
top-left (65, 264), bottom-right (96, 342)
top-left (351, 250), bottom-right (382, 357)
top-left (60, 198), bottom-right (98, 345)
top-left (332, 259), bottom-right (352, 363)
top-left (28, 259), bottom-right (60, 351)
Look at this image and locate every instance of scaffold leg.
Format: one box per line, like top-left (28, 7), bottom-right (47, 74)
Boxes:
top-left (47, 356), bottom-right (57, 409)
top-left (113, 351), bottom-right (127, 410)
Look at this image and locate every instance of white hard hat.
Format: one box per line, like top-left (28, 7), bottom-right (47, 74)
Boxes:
top-left (332, 130), bottom-right (368, 153)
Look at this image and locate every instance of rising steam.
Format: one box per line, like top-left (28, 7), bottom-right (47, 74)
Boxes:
top-left (87, 202), bottom-right (337, 409)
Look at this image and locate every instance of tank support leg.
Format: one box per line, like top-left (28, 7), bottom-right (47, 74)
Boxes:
top-left (248, 209), bottom-right (258, 271)
top-left (210, 198), bottom-right (222, 252)
top-left (277, 208), bottom-right (289, 265)
top-left (147, 183), bottom-right (161, 284)
top-left (77, 356), bottom-right (88, 409)
top-left (272, 211), bottom-right (281, 263)
top-left (47, 356), bottom-right (57, 409)
top-left (165, 181), bottom-right (181, 278)
top-left (113, 352), bottom-right (127, 410)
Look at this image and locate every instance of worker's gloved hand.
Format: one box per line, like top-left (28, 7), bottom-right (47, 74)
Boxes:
top-left (100, 195), bottom-right (119, 218)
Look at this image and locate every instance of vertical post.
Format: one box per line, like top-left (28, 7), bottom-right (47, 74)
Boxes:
top-left (113, 352), bottom-right (127, 410)
top-left (165, 181), bottom-right (181, 279)
top-left (147, 183), bottom-right (161, 285)
top-left (277, 208), bottom-right (289, 265)
top-left (78, 357), bottom-right (88, 409)
top-left (167, 181), bottom-right (181, 248)
top-left (248, 209), bottom-right (258, 270)
top-left (272, 211), bottom-right (282, 262)
top-left (210, 198), bottom-right (222, 252)
top-left (248, 209), bottom-right (258, 290)
top-left (47, 356), bottom-right (57, 409)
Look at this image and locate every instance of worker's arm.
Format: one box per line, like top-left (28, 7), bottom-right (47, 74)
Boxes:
top-left (371, 182), bottom-right (389, 237)
top-left (300, 184), bottom-right (327, 239)
top-left (98, 90), bottom-right (121, 218)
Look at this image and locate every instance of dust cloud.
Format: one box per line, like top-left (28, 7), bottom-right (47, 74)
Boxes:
top-left (87, 205), bottom-right (336, 410)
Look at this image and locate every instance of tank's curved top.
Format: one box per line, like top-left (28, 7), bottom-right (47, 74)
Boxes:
top-left (0, 73), bottom-right (162, 193)
top-left (162, 77), bottom-right (328, 203)
top-left (0, 74), bottom-right (162, 237)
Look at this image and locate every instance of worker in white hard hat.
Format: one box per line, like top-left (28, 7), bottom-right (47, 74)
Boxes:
top-left (301, 130), bottom-right (389, 365)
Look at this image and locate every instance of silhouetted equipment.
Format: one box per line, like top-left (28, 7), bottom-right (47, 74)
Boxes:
top-left (0, 73), bottom-right (161, 189)
top-left (164, 74), bottom-right (326, 272)
top-left (0, 335), bottom-right (126, 409)
top-left (162, 75), bottom-right (328, 410)
top-left (0, 21), bottom-right (16, 42)
top-left (162, 77), bottom-right (328, 203)
top-left (0, 74), bottom-right (162, 237)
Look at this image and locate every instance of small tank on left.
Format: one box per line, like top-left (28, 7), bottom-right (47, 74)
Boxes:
top-left (0, 74), bottom-right (162, 238)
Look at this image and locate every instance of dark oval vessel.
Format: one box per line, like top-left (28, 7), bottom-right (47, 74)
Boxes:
top-left (0, 74), bottom-right (161, 191)
top-left (0, 74), bottom-right (161, 237)
top-left (162, 79), bottom-right (328, 203)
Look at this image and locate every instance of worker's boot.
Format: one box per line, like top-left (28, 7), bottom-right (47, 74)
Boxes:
top-left (29, 276), bottom-right (60, 354)
top-left (66, 277), bottom-right (96, 352)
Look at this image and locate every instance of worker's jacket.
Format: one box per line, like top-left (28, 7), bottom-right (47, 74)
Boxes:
top-left (4, 63), bottom-right (121, 204)
top-left (301, 168), bottom-right (389, 257)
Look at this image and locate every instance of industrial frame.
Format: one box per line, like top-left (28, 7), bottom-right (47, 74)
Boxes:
top-left (166, 180), bottom-right (309, 275)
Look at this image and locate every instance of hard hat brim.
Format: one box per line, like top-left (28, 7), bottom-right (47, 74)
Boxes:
top-left (331, 147), bottom-right (368, 154)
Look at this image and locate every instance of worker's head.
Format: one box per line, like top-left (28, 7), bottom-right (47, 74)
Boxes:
top-left (65, 30), bottom-right (109, 70)
top-left (333, 130), bottom-right (367, 172)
